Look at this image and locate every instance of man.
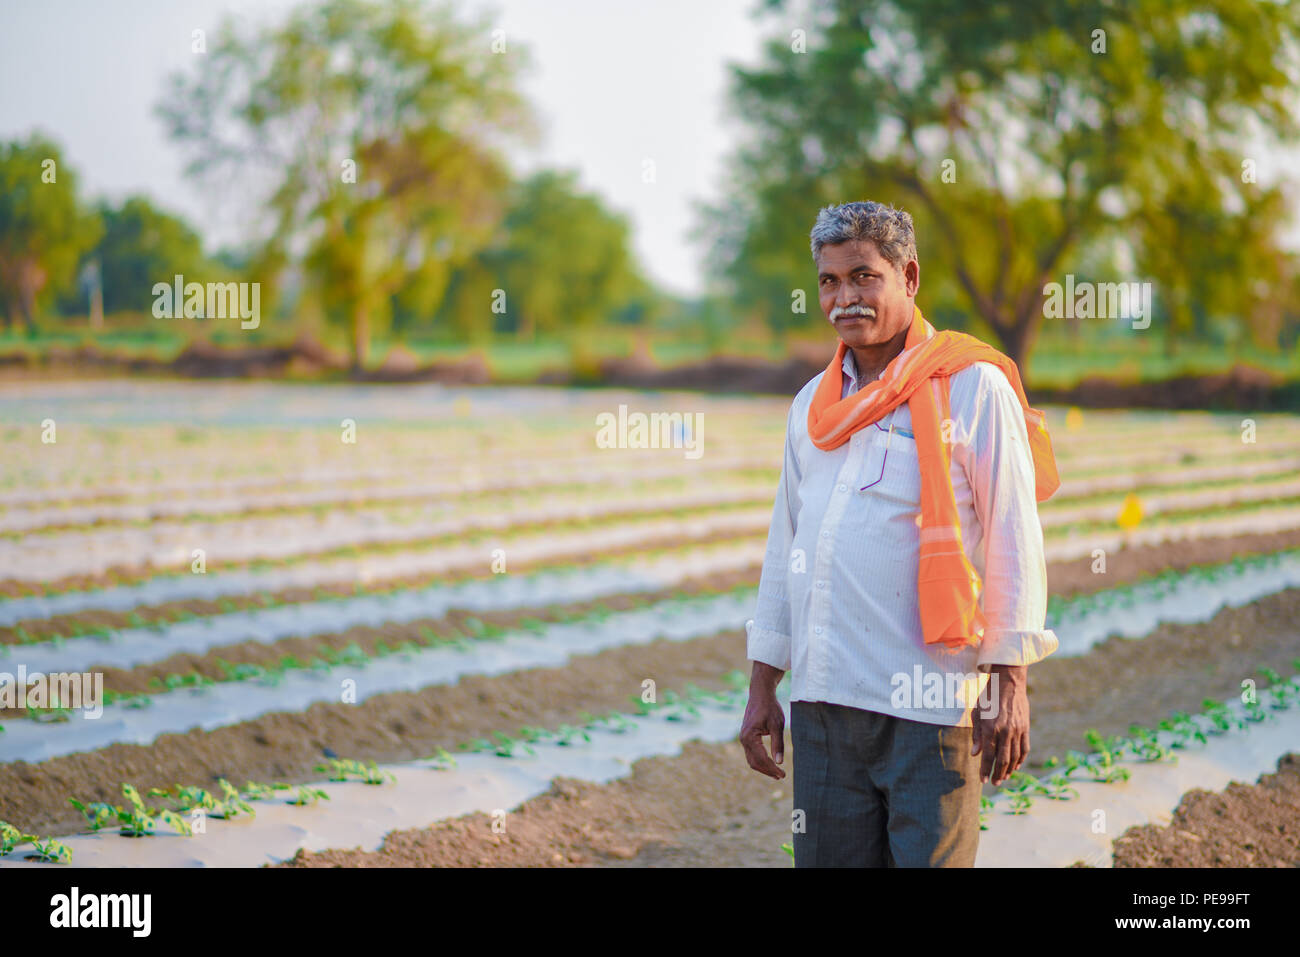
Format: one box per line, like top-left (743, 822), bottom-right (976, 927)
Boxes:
top-left (738, 200), bottom-right (1061, 867)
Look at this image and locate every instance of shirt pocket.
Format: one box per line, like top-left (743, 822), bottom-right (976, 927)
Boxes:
top-left (858, 431), bottom-right (922, 507)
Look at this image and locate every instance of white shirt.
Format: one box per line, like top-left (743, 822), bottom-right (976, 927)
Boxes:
top-left (744, 347), bottom-right (1058, 727)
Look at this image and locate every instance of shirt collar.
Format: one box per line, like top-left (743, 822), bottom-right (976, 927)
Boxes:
top-left (841, 348), bottom-right (859, 388)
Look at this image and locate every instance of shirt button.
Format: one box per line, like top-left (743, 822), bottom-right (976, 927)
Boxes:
top-left (837, 483), bottom-right (846, 492)
top-left (814, 626), bottom-right (823, 634)
top-left (821, 530), bottom-right (830, 538)
top-left (816, 580), bottom-right (825, 588)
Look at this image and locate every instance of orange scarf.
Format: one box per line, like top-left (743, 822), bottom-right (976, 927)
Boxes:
top-left (807, 304), bottom-right (1060, 652)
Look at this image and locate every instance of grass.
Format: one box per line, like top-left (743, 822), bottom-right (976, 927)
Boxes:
top-left (5, 318), bottom-right (1295, 390)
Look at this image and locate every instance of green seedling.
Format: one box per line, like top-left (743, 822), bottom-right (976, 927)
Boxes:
top-left (1038, 772), bottom-right (1080, 801)
top-left (212, 779), bottom-right (255, 819)
top-left (661, 691), bottom-right (701, 722)
top-left (426, 747), bottom-right (457, 770)
top-left (781, 841), bottom-right (794, 864)
top-left (554, 724), bottom-right (592, 746)
top-left (288, 785), bottom-right (330, 806)
top-left (1125, 724), bottom-right (1174, 762)
top-left (1, 820), bottom-right (37, 856)
top-left (517, 616), bottom-right (548, 636)
top-left (1008, 792), bottom-right (1034, 815)
top-left (1242, 699), bottom-right (1269, 724)
top-left (596, 710), bottom-right (637, 734)
top-left (27, 838), bottom-right (72, 864)
top-left (118, 784), bottom-right (192, 837)
top-left (27, 697), bottom-right (73, 723)
top-left (242, 781), bottom-right (292, 801)
top-left (1157, 712), bottom-right (1207, 749)
top-left (491, 731), bottom-right (536, 758)
top-left (314, 758), bottom-right (395, 785)
top-left (1200, 698), bottom-right (1245, 734)
top-left (1260, 667), bottom-right (1300, 709)
top-left (68, 798), bottom-right (118, 832)
top-left (517, 725), bottom-right (555, 744)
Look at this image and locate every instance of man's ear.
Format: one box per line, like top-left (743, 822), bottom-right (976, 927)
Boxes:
top-left (904, 259), bottom-right (920, 297)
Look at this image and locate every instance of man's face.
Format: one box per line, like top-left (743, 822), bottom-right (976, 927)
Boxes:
top-left (815, 240), bottom-right (918, 349)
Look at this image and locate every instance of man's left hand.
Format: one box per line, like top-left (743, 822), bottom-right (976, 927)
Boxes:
top-left (970, 663), bottom-right (1029, 786)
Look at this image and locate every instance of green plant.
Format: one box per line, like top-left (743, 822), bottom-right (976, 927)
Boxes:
top-left (68, 798), bottom-right (119, 832)
top-left (213, 779), bottom-right (255, 819)
top-left (1, 820), bottom-right (36, 856)
top-left (288, 785), bottom-right (330, 806)
top-left (28, 838), bottom-right (72, 864)
top-left (426, 747), bottom-right (457, 770)
top-left (1037, 772), bottom-right (1080, 801)
top-left (242, 781), bottom-right (292, 801)
top-left (116, 784), bottom-right (192, 837)
top-left (491, 731), bottom-right (536, 758)
top-left (1200, 698), bottom-right (1245, 734)
top-left (1157, 712), bottom-right (1207, 749)
top-left (1125, 724), bottom-right (1174, 762)
top-left (781, 841), bottom-right (794, 864)
top-left (554, 723), bottom-right (592, 746)
top-left (313, 758), bottom-right (395, 785)
top-left (660, 690), bottom-right (701, 722)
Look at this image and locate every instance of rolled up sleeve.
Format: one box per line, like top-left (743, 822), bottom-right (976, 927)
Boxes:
top-left (745, 400), bottom-right (801, 672)
top-left (964, 365), bottom-right (1059, 668)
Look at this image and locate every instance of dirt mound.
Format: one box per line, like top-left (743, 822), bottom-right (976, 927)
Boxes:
top-left (356, 349), bottom-right (490, 384)
top-left (1112, 752), bottom-right (1300, 867)
top-left (1037, 363), bottom-right (1297, 411)
top-left (594, 353), bottom-right (828, 395)
top-left (170, 339), bottom-right (300, 378)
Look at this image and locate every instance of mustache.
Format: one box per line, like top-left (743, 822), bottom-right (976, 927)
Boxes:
top-left (830, 304), bottom-right (876, 321)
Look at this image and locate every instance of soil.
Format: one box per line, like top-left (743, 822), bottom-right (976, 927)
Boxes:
top-left (0, 566), bottom-right (759, 717)
top-left (7, 579), bottom-right (1300, 863)
top-left (1111, 752), bottom-right (1300, 867)
top-left (267, 587), bottom-right (1300, 868)
top-left (274, 738), bottom-right (795, 868)
top-left (7, 522), bottom-right (1298, 632)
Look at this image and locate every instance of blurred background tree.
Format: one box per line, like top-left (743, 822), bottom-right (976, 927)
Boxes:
top-left (158, 0), bottom-right (538, 370)
top-left (701, 0), bottom-right (1300, 372)
top-left (0, 135), bottom-right (102, 335)
top-left (433, 170), bottom-right (654, 362)
top-left (54, 196), bottom-right (218, 316)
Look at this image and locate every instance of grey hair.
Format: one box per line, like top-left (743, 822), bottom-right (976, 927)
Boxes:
top-left (810, 201), bottom-right (917, 273)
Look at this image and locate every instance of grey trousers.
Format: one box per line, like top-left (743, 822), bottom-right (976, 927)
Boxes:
top-left (790, 700), bottom-right (981, 867)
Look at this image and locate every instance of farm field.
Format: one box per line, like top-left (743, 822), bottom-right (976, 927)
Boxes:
top-left (2, 379), bottom-right (1299, 869)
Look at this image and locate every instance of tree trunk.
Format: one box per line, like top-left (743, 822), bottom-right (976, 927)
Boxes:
top-left (999, 312), bottom-right (1039, 377)
top-left (17, 278), bottom-right (37, 337)
top-left (352, 303), bottom-right (369, 371)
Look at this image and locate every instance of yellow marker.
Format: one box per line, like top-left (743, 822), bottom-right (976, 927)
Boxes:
top-left (1117, 492), bottom-right (1143, 531)
top-left (1066, 406), bottom-right (1084, 432)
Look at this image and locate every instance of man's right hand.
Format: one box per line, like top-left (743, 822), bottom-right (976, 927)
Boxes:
top-left (739, 661), bottom-right (787, 779)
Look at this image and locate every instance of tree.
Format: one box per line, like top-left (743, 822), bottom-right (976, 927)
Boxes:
top-left (0, 135), bottom-right (102, 333)
top-left (701, 0), bottom-right (1300, 372)
top-left (158, 0), bottom-right (537, 369)
top-left (435, 170), bottom-right (650, 350)
top-left (57, 196), bottom-right (213, 315)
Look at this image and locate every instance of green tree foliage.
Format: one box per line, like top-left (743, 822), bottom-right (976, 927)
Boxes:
top-left (57, 196), bottom-right (214, 315)
top-left (434, 170), bottom-right (652, 351)
top-left (702, 0), bottom-right (1300, 370)
top-left (157, 0), bottom-right (537, 369)
top-left (0, 135), bottom-right (102, 333)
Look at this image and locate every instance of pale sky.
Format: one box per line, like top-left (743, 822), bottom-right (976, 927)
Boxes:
top-left (0, 0), bottom-right (771, 297)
